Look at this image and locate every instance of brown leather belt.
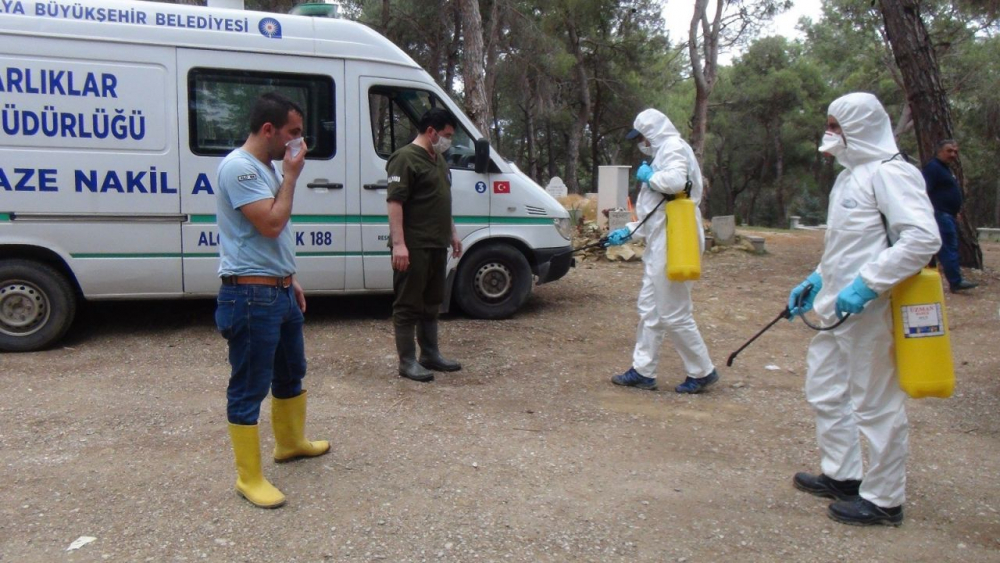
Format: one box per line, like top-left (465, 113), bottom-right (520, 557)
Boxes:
top-left (221, 275), bottom-right (293, 288)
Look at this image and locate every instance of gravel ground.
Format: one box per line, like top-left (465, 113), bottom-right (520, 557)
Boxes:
top-left (1, 230), bottom-right (998, 562)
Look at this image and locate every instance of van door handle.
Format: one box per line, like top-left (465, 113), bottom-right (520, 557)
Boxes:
top-left (364, 180), bottom-right (389, 190)
top-left (307, 180), bottom-right (343, 190)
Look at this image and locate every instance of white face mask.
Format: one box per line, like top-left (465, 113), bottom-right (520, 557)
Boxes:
top-left (638, 142), bottom-right (654, 156)
top-left (819, 131), bottom-right (846, 156)
top-left (432, 133), bottom-right (452, 154)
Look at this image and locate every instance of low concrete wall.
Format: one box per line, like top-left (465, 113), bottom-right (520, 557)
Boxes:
top-left (745, 235), bottom-right (766, 254)
top-left (978, 228), bottom-right (1000, 243)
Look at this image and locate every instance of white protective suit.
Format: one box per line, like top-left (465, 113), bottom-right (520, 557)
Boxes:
top-left (626, 109), bottom-right (714, 380)
top-left (805, 93), bottom-right (940, 508)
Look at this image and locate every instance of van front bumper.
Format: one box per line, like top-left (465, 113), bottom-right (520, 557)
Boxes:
top-left (532, 245), bottom-right (575, 285)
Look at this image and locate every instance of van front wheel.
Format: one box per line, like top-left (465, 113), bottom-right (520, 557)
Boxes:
top-left (0, 260), bottom-right (77, 352)
top-left (454, 244), bottom-right (532, 319)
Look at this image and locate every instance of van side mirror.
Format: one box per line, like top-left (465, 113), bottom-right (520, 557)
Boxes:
top-left (474, 138), bottom-right (490, 174)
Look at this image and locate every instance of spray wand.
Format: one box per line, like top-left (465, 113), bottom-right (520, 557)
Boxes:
top-left (726, 283), bottom-right (850, 367)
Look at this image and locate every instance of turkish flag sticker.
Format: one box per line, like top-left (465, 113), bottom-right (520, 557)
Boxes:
top-left (493, 181), bottom-right (511, 194)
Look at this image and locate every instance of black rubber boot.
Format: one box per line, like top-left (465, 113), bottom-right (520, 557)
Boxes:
top-left (793, 472), bottom-right (861, 501)
top-left (417, 320), bottom-right (462, 372)
top-left (828, 497), bottom-right (904, 527)
top-left (395, 324), bottom-right (434, 382)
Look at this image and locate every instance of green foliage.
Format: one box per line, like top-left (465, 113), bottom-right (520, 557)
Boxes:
top-left (244, 0), bottom-right (998, 225)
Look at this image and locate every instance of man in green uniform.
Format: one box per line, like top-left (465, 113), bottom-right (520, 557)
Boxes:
top-left (386, 108), bottom-right (464, 382)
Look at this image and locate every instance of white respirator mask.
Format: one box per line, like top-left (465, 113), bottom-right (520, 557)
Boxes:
top-left (432, 134), bottom-right (452, 154)
top-left (819, 132), bottom-right (846, 157)
top-left (638, 142), bottom-right (654, 156)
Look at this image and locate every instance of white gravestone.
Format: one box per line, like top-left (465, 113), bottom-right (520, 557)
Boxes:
top-left (545, 176), bottom-right (568, 199)
top-left (711, 215), bottom-right (736, 245)
top-left (608, 210), bottom-right (632, 233)
top-left (597, 166), bottom-right (631, 229)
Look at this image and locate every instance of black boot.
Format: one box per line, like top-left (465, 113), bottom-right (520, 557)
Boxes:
top-left (828, 497), bottom-right (904, 527)
top-left (793, 472), bottom-right (861, 501)
top-left (417, 320), bottom-right (462, 372)
top-left (395, 324), bottom-right (434, 382)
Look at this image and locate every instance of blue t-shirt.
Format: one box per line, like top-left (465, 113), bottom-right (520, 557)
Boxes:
top-left (216, 149), bottom-right (296, 277)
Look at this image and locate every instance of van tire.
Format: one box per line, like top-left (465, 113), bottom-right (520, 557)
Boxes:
top-left (454, 244), bottom-right (532, 319)
top-left (0, 259), bottom-right (77, 352)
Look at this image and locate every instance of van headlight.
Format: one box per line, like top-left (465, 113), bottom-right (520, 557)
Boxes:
top-left (553, 217), bottom-right (573, 240)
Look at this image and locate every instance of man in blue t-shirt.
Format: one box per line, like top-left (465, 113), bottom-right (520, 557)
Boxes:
top-left (922, 139), bottom-right (977, 293)
top-left (215, 93), bottom-right (329, 509)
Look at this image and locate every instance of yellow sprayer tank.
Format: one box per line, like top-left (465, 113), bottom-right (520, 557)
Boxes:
top-left (665, 193), bottom-right (701, 281)
top-left (891, 268), bottom-right (954, 398)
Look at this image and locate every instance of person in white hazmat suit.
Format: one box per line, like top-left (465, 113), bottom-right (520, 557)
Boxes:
top-left (788, 93), bottom-right (940, 527)
top-left (605, 108), bottom-right (719, 394)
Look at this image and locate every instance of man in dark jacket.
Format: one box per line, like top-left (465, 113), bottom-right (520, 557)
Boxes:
top-left (386, 108), bottom-right (464, 382)
top-left (922, 140), bottom-right (977, 293)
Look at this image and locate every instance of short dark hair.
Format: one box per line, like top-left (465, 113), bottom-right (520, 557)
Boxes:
top-left (417, 107), bottom-right (457, 133)
top-left (249, 92), bottom-right (304, 134)
top-left (936, 139), bottom-right (958, 151)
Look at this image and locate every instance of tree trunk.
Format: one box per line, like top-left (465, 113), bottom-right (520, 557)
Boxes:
top-left (563, 18), bottom-right (591, 194)
top-left (590, 75), bottom-right (603, 194)
top-left (893, 102), bottom-right (914, 139)
top-left (688, 0), bottom-right (723, 215)
top-left (445, 4), bottom-right (461, 94)
top-left (994, 176), bottom-right (1000, 226)
top-left (773, 121), bottom-right (786, 223)
top-left (457, 0), bottom-right (492, 139)
top-left (546, 120), bottom-right (558, 183)
top-left (525, 101), bottom-right (538, 180)
top-left (878, 0), bottom-right (983, 268)
top-left (711, 134), bottom-right (735, 215)
top-left (483, 0), bottom-right (504, 142)
top-left (380, 0), bottom-right (391, 34)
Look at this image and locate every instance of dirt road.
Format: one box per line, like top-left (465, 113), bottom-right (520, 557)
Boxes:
top-left (2, 230), bottom-right (998, 562)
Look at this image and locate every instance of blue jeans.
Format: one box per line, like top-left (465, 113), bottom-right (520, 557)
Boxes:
top-left (216, 284), bottom-right (306, 424)
top-left (934, 211), bottom-right (962, 287)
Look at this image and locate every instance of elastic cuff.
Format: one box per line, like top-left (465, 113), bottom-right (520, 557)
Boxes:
top-left (853, 275), bottom-right (878, 299)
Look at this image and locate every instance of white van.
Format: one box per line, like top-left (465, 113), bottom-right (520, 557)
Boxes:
top-left (0, 0), bottom-right (574, 351)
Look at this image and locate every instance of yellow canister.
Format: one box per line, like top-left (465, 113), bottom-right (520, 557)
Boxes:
top-left (665, 193), bottom-right (701, 281)
top-left (891, 267), bottom-right (955, 398)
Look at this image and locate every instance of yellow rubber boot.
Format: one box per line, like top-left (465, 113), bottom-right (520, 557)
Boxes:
top-left (272, 391), bottom-right (330, 463)
top-left (228, 423), bottom-right (286, 508)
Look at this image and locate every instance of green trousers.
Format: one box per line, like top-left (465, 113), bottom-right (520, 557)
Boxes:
top-left (393, 247), bottom-right (447, 326)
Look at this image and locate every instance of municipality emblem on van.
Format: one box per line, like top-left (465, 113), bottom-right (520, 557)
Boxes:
top-left (258, 18), bottom-right (282, 39)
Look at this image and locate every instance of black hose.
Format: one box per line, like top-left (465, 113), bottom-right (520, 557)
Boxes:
top-left (555, 196), bottom-right (669, 257)
top-left (793, 283), bottom-right (850, 331)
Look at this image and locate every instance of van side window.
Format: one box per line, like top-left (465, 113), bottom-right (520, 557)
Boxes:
top-left (368, 86), bottom-right (476, 170)
top-left (188, 69), bottom-right (335, 158)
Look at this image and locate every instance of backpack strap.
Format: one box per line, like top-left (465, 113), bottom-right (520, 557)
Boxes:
top-left (873, 153), bottom-right (909, 248)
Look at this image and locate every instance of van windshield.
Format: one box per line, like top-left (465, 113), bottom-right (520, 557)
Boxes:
top-left (369, 86), bottom-right (477, 169)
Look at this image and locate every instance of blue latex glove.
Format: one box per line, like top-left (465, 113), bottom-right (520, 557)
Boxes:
top-left (788, 272), bottom-right (822, 319)
top-left (835, 275), bottom-right (878, 319)
top-left (606, 227), bottom-right (632, 247)
top-left (636, 161), bottom-right (654, 183)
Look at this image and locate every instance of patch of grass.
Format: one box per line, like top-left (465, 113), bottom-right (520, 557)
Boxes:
top-left (735, 225), bottom-right (793, 234)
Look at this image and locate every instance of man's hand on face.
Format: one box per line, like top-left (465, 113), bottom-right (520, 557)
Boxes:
top-left (283, 138), bottom-right (307, 181)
